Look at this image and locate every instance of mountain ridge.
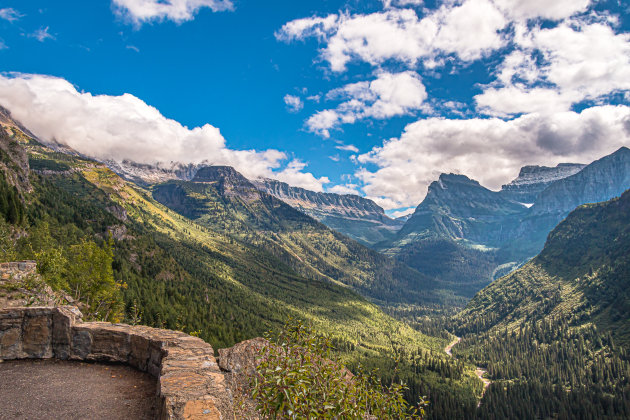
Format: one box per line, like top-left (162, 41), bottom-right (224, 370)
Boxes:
top-left (253, 178), bottom-right (402, 246)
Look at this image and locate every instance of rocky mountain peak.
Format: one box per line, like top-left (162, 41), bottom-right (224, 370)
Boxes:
top-left (193, 165), bottom-right (249, 184)
top-left (531, 146), bottom-right (630, 215)
top-left (500, 162), bottom-right (586, 204)
top-left (253, 177), bottom-right (403, 246)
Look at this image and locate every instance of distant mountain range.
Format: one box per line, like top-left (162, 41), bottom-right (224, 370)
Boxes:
top-left (6, 99), bottom-right (629, 311)
top-left (151, 165), bottom-right (437, 306)
top-left (253, 178), bottom-right (403, 246)
top-left (52, 141), bottom-right (630, 310)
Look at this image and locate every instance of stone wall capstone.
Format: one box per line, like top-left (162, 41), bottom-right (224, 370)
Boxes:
top-left (0, 306), bottom-right (234, 419)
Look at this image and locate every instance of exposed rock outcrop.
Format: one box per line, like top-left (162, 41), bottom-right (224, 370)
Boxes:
top-left (500, 163), bottom-right (585, 204)
top-left (0, 261), bottom-right (69, 308)
top-left (253, 178), bottom-right (402, 246)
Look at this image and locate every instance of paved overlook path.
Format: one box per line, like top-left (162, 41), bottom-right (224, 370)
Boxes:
top-left (444, 336), bottom-right (491, 402)
top-left (0, 359), bottom-right (157, 420)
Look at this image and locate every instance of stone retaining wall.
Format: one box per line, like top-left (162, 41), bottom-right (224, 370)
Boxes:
top-left (0, 306), bottom-right (233, 419)
top-left (0, 261), bottom-right (37, 281)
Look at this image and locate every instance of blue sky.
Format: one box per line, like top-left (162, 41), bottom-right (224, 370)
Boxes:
top-left (0, 0), bottom-right (629, 216)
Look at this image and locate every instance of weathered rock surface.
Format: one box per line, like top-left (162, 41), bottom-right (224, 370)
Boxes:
top-left (253, 178), bottom-right (403, 246)
top-left (499, 163), bottom-right (586, 204)
top-left (217, 337), bottom-right (268, 420)
top-left (0, 306), bottom-right (234, 419)
top-left (0, 261), bottom-right (69, 308)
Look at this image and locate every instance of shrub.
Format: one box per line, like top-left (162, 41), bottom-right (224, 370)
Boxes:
top-left (253, 319), bottom-right (426, 419)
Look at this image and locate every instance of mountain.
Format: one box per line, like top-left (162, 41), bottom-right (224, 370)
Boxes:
top-left (499, 163), bottom-right (585, 204)
top-left (252, 178), bottom-right (403, 246)
top-left (393, 174), bottom-right (526, 247)
top-left (452, 190), bottom-right (630, 418)
top-left (456, 188), bottom-right (630, 342)
top-left (502, 146), bottom-right (630, 261)
top-left (151, 166), bottom-right (439, 307)
top-left (381, 150), bottom-right (630, 308)
top-left (104, 159), bottom-right (202, 186)
top-left (378, 174), bottom-right (527, 304)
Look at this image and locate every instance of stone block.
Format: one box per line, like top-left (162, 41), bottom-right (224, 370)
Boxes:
top-left (0, 327), bottom-right (21, 359)
top-left (181, 399), bottom-right (222, 420)
top-left (71, 328), bottom-right (92, 359)
top-left (52, 307), bottom-right (80, 359)
top-left (129, 333), bottom-right (151, 371)
top-left (88, 326), bottom-right (131, 362)
top-left (22, 314), bottom-right (52, 358)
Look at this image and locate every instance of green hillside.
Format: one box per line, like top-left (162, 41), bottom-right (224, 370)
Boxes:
top-left (452, 190), bottom-right (630, 418)
top-left (151, 167), bottom-right (443, 308)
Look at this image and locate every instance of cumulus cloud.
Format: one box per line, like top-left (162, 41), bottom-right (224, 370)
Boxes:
top-left (277, 0), bottom-right (508, 72)
top-left (356, 106), bottom-right (630, 209)
top-left (306, 71), bottom-right (427, 137)
top-left (0, 8), bottom-right (23, 22)
top-left (492, 0), bottom-right (591, 21)
top-left (112, 0), bottom-right (234, 24)
top-left (477, 20), bottom-right (630, 116)
top-left (389, 207), bottom-right (415, 219)
top-left (0, 73), bottom-right (327, 190)
top-left (283, 94), bottom-right (303, 113)
top-left (272, 159), bottom-right (330, 192)
top-left (327, 183), bottom-right (360, 195)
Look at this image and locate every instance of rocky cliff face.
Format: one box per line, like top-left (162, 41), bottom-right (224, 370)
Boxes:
top-left (380, 174), bottom-right (528, 302)
top-left (396, 173), bottom-right (526, 247)
top-left (253, 178), bottom-right (402, 246)
top-left (105, 159), bottom-right (202, 186)
top-left (500, 163), bottom-right (586, 204)
top-left (0, 108), bottom-right (32, 195)
top-left (530, 147), bottom-right (630, 215)
top-left (502, 147), bottom-right (630, 261)
top-left (194, 166), bottom-right (263, 201)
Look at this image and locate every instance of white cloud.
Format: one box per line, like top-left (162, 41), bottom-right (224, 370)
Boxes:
top-left (277, 0), bottom-right (508, 72)
top-left (357, 105), bottom-right (630, 209)
top-left (0, 39), bottom-right (7, 50)
top-left (492, 0), bottom-right (591, 21)
top-left (382, 0), bottom-right (424, 9)
top-left (283, 94), bottom-right (304, 113)
top-left (126, 45), bottom-right (140, 53)
top-left (31, 27), bottom-right (55, 42)
top-left (305, 110), bottom-right (339, 139)
top-left (476, 86), bottom-right (578, 116)
top-left (0, 74), bottom-right (327, 191)
top-left (336, 144), bottom-right (359, 153)
top-left (327, 184), bottom-right (360, 195)
top-left (0, 8), bottom-right (23, 22)
top-left (307, 71), bottom-right (427, 136)
top-left (389, 207), bottom-right (415, 218)
top-left (271, 159), bottom-right (330, 192)
top-left (431, 0), bottom-right (507, 61)
top-left (478, 20), bottom-right (630, 116)
top-left (112, 0), bottom-right (234, 24)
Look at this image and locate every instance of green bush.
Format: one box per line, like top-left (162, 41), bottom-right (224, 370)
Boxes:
top-left (253, 319), bottom-right (426, 419)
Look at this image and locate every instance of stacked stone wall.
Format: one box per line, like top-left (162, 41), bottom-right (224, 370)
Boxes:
top-left (0, 306), bottom-right (233, 419)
